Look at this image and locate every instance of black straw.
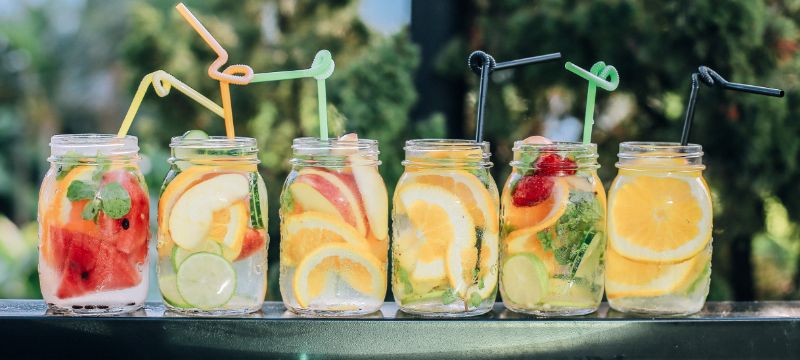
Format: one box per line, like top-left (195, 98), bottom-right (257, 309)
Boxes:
top-left (468, 51), bottom-right (561, 142)
top-left (680, 66), bottom-right (784, 145)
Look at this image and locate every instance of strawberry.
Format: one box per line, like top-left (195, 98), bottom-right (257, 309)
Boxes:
top-left (533, 153), bottom-right (577, 176)
top-left (512, 175), bottom-right (554, 207)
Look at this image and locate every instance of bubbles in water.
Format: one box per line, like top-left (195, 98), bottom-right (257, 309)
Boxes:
top-left (254, 262), bottom-right (264, 274)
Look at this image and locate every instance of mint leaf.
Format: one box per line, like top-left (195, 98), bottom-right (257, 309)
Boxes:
top-left (397, 266), bottom-right (413, 295)
top-left (80, 198), bottom-right (101, 221)
top-left (442, 288), bottom-right (459, 305)
top-left (468, 292), bottom-right (482, 308)
top-left (92, 151), bottom-right (110, 181)
top-left (99, 181), bottom-right (131, 219)
top-left (537, 230), bottom-right (554, 252)
top-left (56, 151), bottom-right (83, 180)
top-left (281, 188), bottom-right (295, 213)
top-left (66, 181), bottom-right (99, 202)
top-left (478, 274), bottom-right (485, 290)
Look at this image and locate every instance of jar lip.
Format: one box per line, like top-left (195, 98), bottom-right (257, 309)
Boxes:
top-left (513, 141), bottom-right (597, 152)
top-left (171, 136), bottom-right (257, 149)
top-left (292, 137), bottom-right (378, 151)
top-left (618, 141), bottom-right (703, 158)
top-left (404, 139), bottom-right (489, 151)
top-left (50, 134), bottom-right (139, 156)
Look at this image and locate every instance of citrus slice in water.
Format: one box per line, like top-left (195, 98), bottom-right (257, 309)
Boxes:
top-left (505, 227), bottom-right (560, 274)
top-left (171, 239), bottom-right (224, 272)
top-left (176, 252), bottom-right (236, 309)
top-left (281, 212), bottom-right (370, 267)
top-left (501, 252), bottom-right (550, 307)
top-left (397, 183), bottom-right (476, 292)
top-left (609, 175), bottom-right (711, 263)
top-left (292, 243), bottom-right (385, 308)
top-left (466, 230), bottom-right (499, 300)
top-left (158, 274), bottom-right (189, 308)
top-left (541, 278), bottom-right (598, 308)
top-left (411, 170), bottom-right (498, 233)
top-left (605, 246), bottom-right (704, 299)
top-left (502, 177), bottom-right (569, 233)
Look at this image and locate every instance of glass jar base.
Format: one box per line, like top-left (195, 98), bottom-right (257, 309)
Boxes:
top-left (47, 303), bottom-right (142, 316)
top-left (399, 306), bottom-right (492, 318)
top-left (504, 303), bottom-right (598, 317)
top-left (608, 297), bottom-right (703, 316)
top-left (287, 307), bottom-right (381, 317)
top-left (164, 304), bottom-right (261, 317)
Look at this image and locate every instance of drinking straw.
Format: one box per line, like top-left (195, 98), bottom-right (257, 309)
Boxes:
top-left (176, 3), bottom-right (254, 139)
top-left (680, 66), bottom-right (784, 145)
top-left (565, 61), bottom-right (619, 144)
top-left (468, 51), bottom-right (561, 142)
top-left (249, 50), bottom-right (336, 140)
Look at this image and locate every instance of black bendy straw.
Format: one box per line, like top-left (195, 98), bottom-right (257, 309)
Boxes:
top-left (469, 51), bottom-right (562, 142)
top-left (681, 66), bottom-right (784, 145)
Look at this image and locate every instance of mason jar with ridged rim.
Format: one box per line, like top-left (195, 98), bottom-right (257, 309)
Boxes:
top-left (606, 142), bottom-right (712, 315)
top-left (392, 139), bottom-right (500, 317)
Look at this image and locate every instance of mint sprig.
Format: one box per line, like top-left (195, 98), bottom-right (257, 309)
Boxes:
top-left (68, 178), bottom-right (131, 221)
top-left (98, 181), bottom-right (131, 219)
top-left (66, 181), bottom-right (99, 202)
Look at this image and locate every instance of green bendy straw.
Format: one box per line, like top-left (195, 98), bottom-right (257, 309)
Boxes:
top-left (565, 61), bottom-right (619, 144)
top-left (251, 50), bottom-right (336, 140)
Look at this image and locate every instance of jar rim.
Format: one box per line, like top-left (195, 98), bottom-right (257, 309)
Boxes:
top-left (49, 134), bottom-right (139, 156)
top-left (292, 137), bottom-right (378, 151)
top-left (404, 139), bottom-right (489, 151)
top-left (170, 136), bottom-right (258, 149)
top-left (513, 141), bottom-right (597, 152)
top-left (402, 139), bottom-right (492, 169)
top-left (618, 141), bottom-right (703, 159)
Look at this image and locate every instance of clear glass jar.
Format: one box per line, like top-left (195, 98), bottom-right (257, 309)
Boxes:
top-left (157, 136), bottom-right (268, 316)
top-left (499, 142), bottom-right (605, 316)
top-left (279, 137), bottom-right (389, 316)
top-left (392, 139), bottom-right (500, 317)
top-left (39, 134), bottom-right (149, 315)
top-left (606, 142), bottom-right (712, 315)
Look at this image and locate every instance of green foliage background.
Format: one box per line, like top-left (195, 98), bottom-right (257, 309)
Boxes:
top-left (0, 0), bottom-right (798, 302)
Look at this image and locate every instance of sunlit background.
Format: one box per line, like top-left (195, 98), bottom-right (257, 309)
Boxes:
top-left (1, 0), bottom-right (799, 303)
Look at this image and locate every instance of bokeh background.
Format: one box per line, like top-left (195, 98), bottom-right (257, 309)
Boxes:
top-left (0, 0), bottom-right (799, 303)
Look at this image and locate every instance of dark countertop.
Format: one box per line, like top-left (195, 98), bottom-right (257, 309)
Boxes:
top-left (1, 300), bottom-right (798, 359)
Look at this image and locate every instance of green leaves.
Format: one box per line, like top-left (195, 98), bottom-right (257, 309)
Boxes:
top-left (538, 230), bottom-right (555, 252)
top-left (80, 198), bottom-right (101, 221)
top-left (66, 181), bottom-right (98, 202)
top-left (68, 178), bottom-right (131, 221)
top-left (442, 288), bottom-right (459, 305)
top-left (397, 266), bottom-right (414, 295)
top-left (468, 292), bottom-right (483, 308)
top-left (92, 151), bottom-right (110, 181)
top-left (99, 181), bottom-right (131, 219)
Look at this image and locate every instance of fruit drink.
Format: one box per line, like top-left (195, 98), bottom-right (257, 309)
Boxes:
top-left (157, 131), bottom-right (268, 315)
top-left (499, 139), bottom-right (606, 316)
top-left (606, 142), bottom-right (711, 315)
top-left (38, 134), bottom-right (149, 314)
top-left (392, 140), bottom-right (499, 316)
top-left (280, 135), bottom-right (388, 316)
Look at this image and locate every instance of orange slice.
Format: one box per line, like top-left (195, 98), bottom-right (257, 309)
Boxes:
top-left (609, 174), bottom-right (711, 263)
top-left (281, 212), bottom-right (370, 267)
top-left (410, 169), bottom-right (498, 233)
top-left (292, 243), bottom-right (385, 308)
top-left (206, 201), bottom-right (249, 261)
top-left (504, 227), bottom-right (560, 274)
top-left (605, 246), bottom-right (706, 299)
top-left (502, 176), bottom-right (569, 233)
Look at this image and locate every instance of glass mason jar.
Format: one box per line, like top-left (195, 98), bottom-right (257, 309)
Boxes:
top-left (157, 136), bottom-right (268, 315)
top-left (606, 142), bottom-right (712, 315)
top-left (392, 139), bottom-right (500, 317)
top-left (280, 137), bottom-right (389, 316)
top-left (38, 134), bottom-right (149, 314)
top-left (499, 142), bottom-right (606, 316)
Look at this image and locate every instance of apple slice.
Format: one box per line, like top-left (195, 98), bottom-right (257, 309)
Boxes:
top-left (169, 174), bottom-right (250, 250)
top-left (339, 134), bottom-right (388, 241)
top-left (288, 168), bottom-right (368, 237)
top-left (523, 136), bottom-right (553, 144)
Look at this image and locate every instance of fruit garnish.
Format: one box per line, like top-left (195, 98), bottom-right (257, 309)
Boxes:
top-left (176, 252), bottom-right (236, 309)
top-left (171, 239), bottom-right (224, 272)
top-left (292, 243), bottom-right (385, 308)
top-left (234, 228), bottom-right (266, 262)
top-left (169, 173), bottom-right (250, 250)
top-left (340, 134), bottom-right (389, 241)
top-left (605, 246), bottom-right (705, 299)
top-left (288, 168), bottom-right (368, 237)
top-left (573, 232), bottom-right (604, 280)
top-left (182, 129), bottom-right (210, 139)
top-left (249, 173), bottom-right (268, 230)
top-left (512, 175), bottom-right (554, 207)
top-left (282, 211), bottom-right (370, 267)
top-left (159, 274), bottom-right (190, 308)
top-left (98, 170), bottom-right (150, 264)
top-left (466, 230), bottom-right (498, 300)
top-left (522, 136), bottom-right (553, 144)
top-left (411, 170), bottom-right (498, 233)
top-left (533, 153), bottom-right (577, 177)
top-left (505, 228), bottom-right (560, 274)
top-left (207, 201), bottom-right (249, 261)
top-left (503, 177), bottom-right (569, 231)
top-left (397, 184), bottom-right (476, 289)
top-left (609, 175), bottom-right (712, 263)
top-left (501, 252), bottom-right (549, 307)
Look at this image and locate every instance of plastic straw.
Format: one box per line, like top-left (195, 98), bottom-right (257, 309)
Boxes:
top-left (250, 50), bottom-right (336, 140)
top-left (176, 3), bottom-right (254, 139)
top-left (468, 51), bottom-right (561, 142)
top-left (117, 71), bottom-right (223, 138)
top-left (565, 61), bottom-right (619, 144)
top-left (680, 66), bottom-right (784, 145)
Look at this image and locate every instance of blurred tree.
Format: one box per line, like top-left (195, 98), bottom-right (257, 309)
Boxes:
top-left (430, 0), bottom-right (800, 300)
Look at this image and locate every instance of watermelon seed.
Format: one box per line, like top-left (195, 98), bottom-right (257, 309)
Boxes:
top-left (121, 218), bottom-right (129, 230)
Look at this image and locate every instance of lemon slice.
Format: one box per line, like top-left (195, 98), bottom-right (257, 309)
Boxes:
top-left (501, 252), bottom-right (550, 307)
top-left (282, 212), bottom-right (370, 267)
top-left (605, 247), bottom-right (701, 299)
top-left (411, 170), bottom-right (498, 233)
top-left (609, 174), bottom-right (712, 263)
top-left (176, 252), bottom-right (237, 309)
top-left (505, 227), bottom-right (560, 274)
top-left (292, 243), bottom-right (385, 308)
top-left (502, 177), bottom-right (569, 233)
top-left (398, 183), bottom-right (476, 294)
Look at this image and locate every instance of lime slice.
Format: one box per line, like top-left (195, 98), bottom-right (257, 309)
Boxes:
top-left (574, 232), bottom-right (604, 280)
top-left (541, 278), bottom-right (597, 307)
top-left (159, 274), bottom-right (190, 308)
top-left (176, 252), bottom-right (237, 309)
top-left (171, 240), bottom-right (224, 272)
top-left (501, 252), bottom-right (549, 307)
top-left (182, 129), bottom-right (210, 139)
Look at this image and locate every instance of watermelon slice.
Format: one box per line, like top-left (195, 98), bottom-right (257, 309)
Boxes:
top-left (98, 169), bottom-right (150, 265)
top-left (49, 226), bottom-right (142, 299)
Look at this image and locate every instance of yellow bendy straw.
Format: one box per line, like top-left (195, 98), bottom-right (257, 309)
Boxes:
top-left (175, 3), bottom-right (254, 139)
top-left (116, 70), bottom-right (224, 138)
